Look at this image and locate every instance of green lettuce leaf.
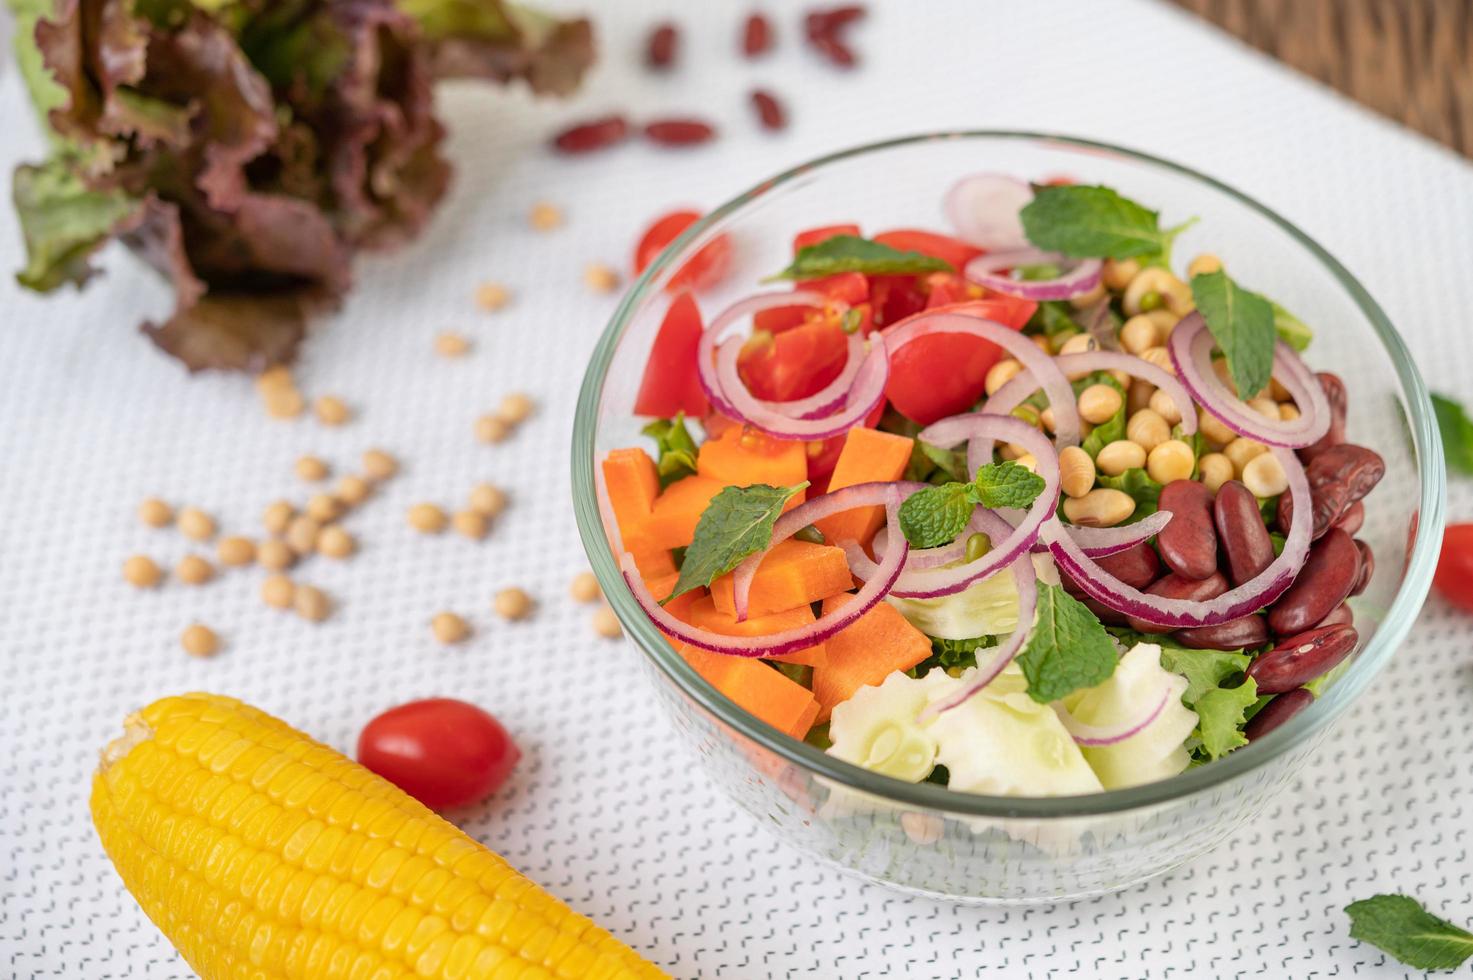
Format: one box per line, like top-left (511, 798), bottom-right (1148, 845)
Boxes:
top-left (12, 156), bottom-right (142, 291)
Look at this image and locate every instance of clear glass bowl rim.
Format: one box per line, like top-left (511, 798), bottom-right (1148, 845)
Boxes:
top-left (571, 130), bottom-right (1446, 819)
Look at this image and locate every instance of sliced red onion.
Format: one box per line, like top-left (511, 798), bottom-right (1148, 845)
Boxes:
top-left (1067, 512), bottom-right (1172, 557)
top-left (870, 525), bottom-right (967, 570)
top-left (943, 173), bottom-right (1033, 250)
top-left (714, 333), bottom-right (889, 441)
top-left (1042, 446), bottom-right (1311, 627)
top-left (732, 481), bottom-right (905, 622)
top-left (964, 247), bottom-right (1103, 301)
top-left (887, 311), bottom-right (1081, 453)
top-left (1051, 674), bottom-right (1185, 746)
top-left (921, 554), bottom-right (1040, 719)
top-left (856, 501), bottom-right (1018, 578)
top-left (1168, 313), bottom-right (1330, 448)
top-left (694, 290), bottom-right (827, 421)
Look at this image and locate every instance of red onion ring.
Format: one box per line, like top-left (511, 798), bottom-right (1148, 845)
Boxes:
top-left (694, 290), bottom-right (828, 420)
top-left (886, 311), bottom-right (1081, 451)
top-left (852, 499), bottom-right (1019, 579)
top-left (943, 173), bottom-right (1032, 250)
top-left (964, 247), bottom-right (1104, 301)
top-left (1042, 446), bottom-right (1311, 626)
top-left (870, 525), bottom-right (966, 570)
top-left (1067, 512), bottom-right (1172, 557)
top-left (714, 333), bottom-right (889, 441)
top-left (921, 553), bottom-right (1040, 719)
top-left (1051, 674), bottom-right (1186, 746)
top-left (1167, 313), bottom-right (1330, 448)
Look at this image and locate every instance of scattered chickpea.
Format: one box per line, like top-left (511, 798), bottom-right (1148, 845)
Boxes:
top-left (591, 605), bottom-right (623, 639)
top-left (1146, 439), bottom-right (1195, 484)
top-left (137, 498), bottom-right (173, 528)
top-left (123, 555), bottom-right (163, 589)
top-left (1119, 315), bottom-right (1160, 355)
top-left (1148, 387), bottom-right (1184, 425)
top-left (1223, 437), bottom-right (1269, 476)
top-left (314, 395), bottom-right (351, 426)
top-left (1127, 380), bottom-right (1156, 415)
top-left (261, 574), bottom-right (295, 609)
top-left (475, 282), bottom-right (510, 311)
top-left (1197, 453), bottom-right (1235, 494)
top-left (570, 571), bottom-right (602, 603)
top-left (493, 587), bottom-right (533, 621)
top-left (175, 554), bottom-right (214, 586)
top-left (408, 503), bottom-right (448, 534)
top-left (1242, 452), bottom-right (1289, 498)
top-left (262, 387), bottom-right (305, 419)
top-left (336, 475), bottom-right (371, 507)
top-left (1077, 384), bottom-right (1123, 425)
top-left (181, 624), bottom-right (219, 658)
top-left (469, 483), bottom-right (508, 517)
top-left (1058, 446), bottom-right (1097, 500)
top-left (583, 263), bottom-right (621, 293)
top-left (452, 509), bottom-right (489, 540)
top-left (529, 201), bottom-right (563, 231)
top-left (475, 414), bottom-right (511, 444)
top-left (435, 332), bottom-right (472, 358)
top-left (900, 811), bottom-right (945, 846)
top-left (216, 536), bottom-right (256, 567)
top-left (432, 611), bottom-right (471, 645)
top-left (361, 448), bottom-right (398, 482)
top-left (306, 493), bottom-right (343, 523)
top-left (177, 507), bottom-right (216, 542)
top-left (262, 500), bottom-right (295, 535)
top-left (293, 584), bottom-right (331, 622)
top-left (1102, 258), bottom-right (1141, 292)
top-left (496, 392), bottom-right (535, 425)
top-left (1126, 409), bottom-right (1171, 453)
top-left (295, 455), bottom-right (329, 482)
top-left (1063, 488), bottom-right (1136, 528)
top-left (1187, 253), bottom-right (1223, 278)
top-left (285, 516), bottom-right (322, 555)
top-left (317, 525), bottom-right (356, 559)
top-left (1095, 440), bottom-right (1148, 476)
top-left (1197, 406), bottom-right (1237, 448)
top-left (257, 539), bottom-right (296, 572)
top-left (984, 358), bottom-right (1023, 397)
top-left (256, 366), bottom-right (295, 394)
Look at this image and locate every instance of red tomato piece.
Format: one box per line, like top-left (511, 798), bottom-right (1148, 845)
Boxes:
top-left (869, 274), bottom-right (928, 327)
top-left (872, 229), bottom-right (983, 274)
top-left (738, 318), bottom-right (849, 402)
top-left (796, 271), bottom-right (869, 306)
top-left (634, 209), bottom-right (732, 292)
top-left (1434, 523), bottom-right (1473, 612)
top-left (634, 292), bottom-right (710, 417)
top-left (357, 698), bottom-right (520, 811)
top-left (793, 223), bottom-right (860, 253)
top-left (922, 272), bottom-right (984, 309)
top-left (753, 302), bottom-right (813, 334)
top-left (880, 297), bottom-right (1037, 425)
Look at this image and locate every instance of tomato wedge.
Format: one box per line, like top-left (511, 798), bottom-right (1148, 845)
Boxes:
top-left (634, 292), bottom-right (710, 417)
top-left (737, 317), bottom-right (850, 402)
top-left (634, 209), bottom-right (732, 292)
top-left (872, 229), bottom-right (983, 273)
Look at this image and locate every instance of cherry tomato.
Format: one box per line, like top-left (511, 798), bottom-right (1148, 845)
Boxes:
top-left (634, 292), bottom-right (709, 417)
top-left (357, 698), bottom-right (520, 810)
top-left (1434, 523), bottom-right (1473, 612)
top-left (634, 209), bottom-right (732, 292)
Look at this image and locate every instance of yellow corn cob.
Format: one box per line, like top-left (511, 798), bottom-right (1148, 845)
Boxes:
top-left (90, 693), bottom-right (668, 980)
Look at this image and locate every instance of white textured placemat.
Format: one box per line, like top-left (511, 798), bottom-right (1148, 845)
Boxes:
top-left (2, 1), bottom-right (1471, 977)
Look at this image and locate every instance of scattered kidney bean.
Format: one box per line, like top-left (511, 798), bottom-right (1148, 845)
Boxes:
top-left (1247, 624), bottom-right (1358, 693)
top-left (1214, 480), bottom-right (1275, 586)
top-left (805, 4), bottom-right (865, 66)
top-left (1298, 372), bottom-right (1346, 462)
top-left (1351, 539), bottom-right (1374, 596)
top-left (1156, 480), bottom-right (1218, 581)
top-left (1174, 614), bottom-right (1269, 650)
top-left (1276, 475), bottom-right (1349, 541)
top-left (1315, 603), bottom-right (1354, 629)
top-left (552, 115), bottom-right (630, 154)
top-left (750, 89), bottom-right (787, 130)
top-left (1127, 571), bottom-right (1229, 634)
top-left (808, 33), bottom-right (855, 66)
top-left (743, 12), bottom-right (773, 56)
top-left (644, 119), bottom-right (717, 146)
top-left (1267, 528), bottom-right (1360, 635)
top-left (1334, 499), bottom-right (1365, 535)
top-left (1244, 688), bottom-right (1315, 740)
top-left (1062, 541), bottom-right (1159, 597)
top-left (647, 22), bottom-right (678, 69)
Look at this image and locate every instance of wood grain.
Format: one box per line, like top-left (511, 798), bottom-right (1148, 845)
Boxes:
top-left (1171, 0), bottom-right (1473, 157)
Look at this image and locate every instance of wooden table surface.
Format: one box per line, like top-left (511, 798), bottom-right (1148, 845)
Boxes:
top-left (1173, 0), bottom-right (1472, 158)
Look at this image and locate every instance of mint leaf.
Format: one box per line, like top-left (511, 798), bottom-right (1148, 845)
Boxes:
top-left (1191, 270), bottom-right (1276, 400)
top-left (1096, 468), bottom-right (1163, 522)
top-left (1432, 392), bottom-right (1473, 475)
top-left (1194, 677), bottom-right (1258, 760)
top-left (665, 482), bottom-right (807, 603)
top-left (898, 483), bottom-right (973, 548)
top-left (1271, 300), bottom-right (1313, 352)
top-left (1345, 894), bottom-right (1473, 970)
top-left (970, 461), bottom-right (1045, 509)
top-left (1159, 647), bottom-right (1251, 705)
top-left (1016, 584), bottom-right (1118, 703)
top-left (765, 234), bottom-right (952, 281)
top-left (641, 413), bottom-right (700, 487)
top-left (1019, 185), bottom-right (1180, 260)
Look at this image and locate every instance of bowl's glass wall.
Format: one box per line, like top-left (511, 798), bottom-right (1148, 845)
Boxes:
top-left (575, 134), bottom-right (1441, 902)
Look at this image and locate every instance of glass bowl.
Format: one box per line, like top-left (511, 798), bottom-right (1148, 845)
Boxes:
top-left (571, 132), bottom-right (1445, 904)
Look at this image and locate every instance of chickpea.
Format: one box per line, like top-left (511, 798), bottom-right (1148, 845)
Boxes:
top-left (1058, 446), bottom-right (1096, 500)
top-left (431, 612), bottom-right (471, 645)
top-left (1069, 281), bottom-right (1107, 310)
top-left (493, 587), bottom-right (533, 621)
top-left (295, 455), bottom-right (329, 482)
top-left (1187, 253), bottom-right (1223, 278)
top-left (1197, 452), bottom-right (1234, 494)
top-left (496, 392), bottom-right (535, 425)
top-left (123, 555), bottom-right (162, 589)
top-left (1268, 376), bottom-right (1292, 401)
top-left (317, 526), bottom-right (355, 559)
top-left (1124, 267), bottom-right (1193, 317)
top-left (1011, 404), bottom-right (1041, 429)
top-left (1095, 440), bottom-right (1147, 476)
top-left (336, 475), bottom-right (371, 507)
top-left (998, 443), bottom-right (1022, 461)
top-left (1031, 334), bottom-right (1052, 353)
top-left (137, 498), bottom-right (173, 528)
top-left (1279, 403), bottom-right (1301, 422)
top-left (1211, 357), bottom-right (1268, 399)
top-left (1148, 387), bottom-right (1183, 425)
top-left (1242, 452), bottom-right (1289, 498)
top-left (262, 387), bottom-right (305, 419)
top-left (570, 571), bottom-right (602, 603)
top-left (468, 483), bottom-right (508, 518)
top-left (1127, 379), bottom-right (1156, 415)
top-left (1013, 453), bottom-right (1039, 474)
top-left (1062, 488), bottom-right (1136, 528)
top-left (361, 448), bottom-right (398, 481)
top-left (216, 536), bottom-right (256, 567)
top-left (1246, 397), bottom-right (1280, 421)
top-left (591, 605), bottom-right (623, 639)
top-left (1119, 315), bottom-right (1160, 355)
top-left (257, 539), bottom-right (296, 572)
top-left (983, 358), bottom-right (1023, 396)
top-left (529, 201), bottom-right (563, 230)
top-left (1108, 367), bottom-right (1132, 389)
top-left (1102, 258), bottom-right (1140, 292)
top-left (293, 584), bottom-right (332, 622)
top-left (1126, 409), bottom-right (1170, 452)
top-left (408, 503), bottom-right (448, 534)
top-left (314, 395), bottom-right (351, 426)
top-left (177, 507), bottom-right (216, 542)
top-left (475, 282), bottom-right (510, 311)
top-left (435, 331), bottom-right (472, 358)
top-left (1077, 384), bottom-right (1122, 425)
top-left (1197, 406), bottom-right (1237, 448)
top-left (1138, 345), bottom-right (1174, 375)
top-left (1223, 437), bottom-right (1268, 476)
top-left (175, 554), bottom-right (214, 586)
top-left (181, 624), bottom-right (219, 658)
top-left (285, 516), bottom-right (322, 555)
top-left (1058, 333), bottom-right (1097, 379)
top-left (583, 263), bottom-right (620, 293)
top-left (452, 509), bottom-right (489, 540)
top-left (1144, 308), bottom-right (1180, 336)
top-left (305, 493), bottom-right (343, 524)
top-left (1039, 406), bottom-right (1057, 433)
top-left (261, 574), bottom-right (295, 609)
top-left (475, 414), bottom-right (511, 444)
top-left (1146, 439), bottom-right (1195, 484)
top-left (262, 500), bottom-right (294, 535)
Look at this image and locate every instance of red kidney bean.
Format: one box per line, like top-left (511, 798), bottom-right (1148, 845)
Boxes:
top-left (1351, 539), bottom-right (1374, 596)
top-left (1276, 476), bottom-right (1350, 541)
top-left (1247, 624), bottom-right (1357, 693)
top-left (1298, 372), bottom-right (1346, 463)
top-left (1157, 480), bottom-right (1219, 581)
top-left (808, 33), bottom-right (855, 66)
top-left (646, 23), bottom-right (678, 69)
top-left (804, 5), bottom-right (865, 66)
top-left (1267, 528), bottom-right (1359, 635)
top-left (1214, 480), bottom-right (1275, 586)
top-left (1315, 602), bottom-right (1354, 629)
top-left (742, 12), bottom-right (773, 56)
top-left (1307, 444), bottom-right (1385, 504)
top-left (1334, 499), bottom-right (1365, 535)
top-left (750, 89), bottom-right (787, 130)
top-left (1174, 614), bottom-right (1269, 650)
top-left (643, 119), bottom-right (717, 146)
top-left (1062, 541), bottom-right (1159, 597)
top-left (1127, 571), bottom-right (1229, 634)
top-left (551, 115), bottom-right (630, 154)
top-left (1244, 688), bottom-right (1314, 740)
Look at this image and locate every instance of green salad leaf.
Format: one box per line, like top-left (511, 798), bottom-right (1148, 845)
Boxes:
top-left (1096, 468), bottom-right (1164, 522)
top-left (641, 413), bottom-right (700, 487)
top-left (765, 234), bottom-right (952, 282)
top-left (1345, 894), bottom-right (1473, 970)
top-left (1193, 676), bottom-right (1258, 760)
top-left (1016, 585), bottom-right (1118, 703)
top-left (897, 461), bottom-right (1045, 547)
top-left (1077, 372), bottom-right (1126, 457)
top-left (12, 157), bottom-right (143, 292)
top-left (1191, 270), bottom-right (1276, 401)
top-left (1158, 647), bottom-right (1252, 705)
top-left (908, 635), bottom-right (993, 679)
top-left (664, 482), bottom-right (807, 604)
top-left (1020, 184), bottom-right (1189, 261)
top-left (1432, 392), bottom-right (1473, 475)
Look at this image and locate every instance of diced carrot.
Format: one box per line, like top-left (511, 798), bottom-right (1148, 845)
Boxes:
top-left (602, 448), bottom-right (661, 551)
top-left (709, 539), bottom-right (854, 618)
top-left (696, 426), bottom-right (808, 506)
top-left (813, 428), bottom-right (915, 549)
top-left (677, 643), bottom-right (821, 739)
top-left (683, 595), bottom-right (826, 667)
top-left (631, 547), bottom-right (677, 579)
top-left (638, 474), bottom-right (725, 550)
top-left (646, 571), bottom-right (704, 649)
top-left (812, 593), bottom-right (933, 722)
